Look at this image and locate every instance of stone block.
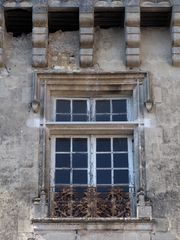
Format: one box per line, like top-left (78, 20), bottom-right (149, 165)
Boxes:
top-left (152, 232), bottom-right (176, 240)
top-left (126, 34), bottom-right (140, 48)
top-left (154, 86), bottom-right (162, 103)
top-left (155, 218), bottom-right (169, 232)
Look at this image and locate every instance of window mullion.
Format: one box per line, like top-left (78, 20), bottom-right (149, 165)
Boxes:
top-left (70, 138), bottom-right (73, 186)
top-left (90, 136), bottom-right (96, 186)
top-left (111, 137), bottom-right (114, 186)
top-left (110, 99), bottom-right (112, 122)
top-left (70, 100), bottom-right (73, 121)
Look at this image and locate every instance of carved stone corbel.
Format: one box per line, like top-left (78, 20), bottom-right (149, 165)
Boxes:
top-left (32, 4), bottom-right (48, 68)
top-left (79, 11), bottom-right (94, 67)
top-left (137, 191), bottom-right (152, 219)
top-left (32, 190), bottom-right (48, 218)
top-left (125, 6), bottom-right (141, 67)
top-left (172, 5), bottom-right (180, 67)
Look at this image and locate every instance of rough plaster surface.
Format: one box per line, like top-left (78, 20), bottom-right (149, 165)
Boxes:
top-left (141, 28), bottom-right (180, 240)
top-left (48, 30), bottom-right (79, 70)
top-left (94, 27), bottom-right (126, 71)
top-left (0, 28), bottom-right (180, 240)
top-left (0, 34), bottom-right (39, 239)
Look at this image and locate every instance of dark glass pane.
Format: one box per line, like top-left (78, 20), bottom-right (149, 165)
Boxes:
top-left (113, 138), bottom-right (128, 152)
top-left (56, 138), bottom-right (70, 152)
top-left (56, 100), bottom-right (70, 113)
top-left (121, 186), bottom-right (129, 192)
top-left (73, 100), bottom-right (87, 114)
top-left (96, 154), bottom-right (111, 168)
top-left (96, 186), bottom-right (109, 194)
top-left (73, 114), bottom-right (88, 122)
top-left (97, 170), bottom-right (111, 184)
top-left (96, 138), bottom-right (111, 152)
top-left (55, 170), bottom-right (70, 184)
top-left (73, 138), bottom-right (87, 152)
top-left (56, 114), bottom-right (71, 122)
top-left (112, 114), bottom-right (127, 121)
top-left (96, 114), bottom-right (110, 121)
top-left (56, 154), bottom-right (70, 168)
top-left (113, 153), bottom-right (128, 168)
top-left (72, 153), bottom-right (88, 168)
top-left (112, 100), bottom-right (127, 113)
top-left (73, 170), bottom-right (87, 184)
top-left (96, 100), bottom-right (110, 113)
top-left (114, 170), bottom-right (129, 184)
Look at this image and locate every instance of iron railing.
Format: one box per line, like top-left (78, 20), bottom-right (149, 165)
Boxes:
top-left (50, 186), bottom-right (135, 218)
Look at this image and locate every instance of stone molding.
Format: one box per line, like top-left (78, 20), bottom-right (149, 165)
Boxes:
top-left (33, 71), bottom-right (148, 101)
top-left (140, 0), bottom-right (171, 7)
top-left (32, 217), bottom-right (154, 230)
top-left (32, 3), bottom-right (48, 67)
top-left (95, 0), bottom-right (123, 8)
top-left (125, 6), bottom-right (141, 67)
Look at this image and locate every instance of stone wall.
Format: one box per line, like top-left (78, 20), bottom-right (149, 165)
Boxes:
top-left (0, 8), bottom-right (180, 240)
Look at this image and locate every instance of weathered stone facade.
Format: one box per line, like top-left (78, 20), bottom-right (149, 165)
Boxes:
top-left (0, 0), bottom-right (180, 240)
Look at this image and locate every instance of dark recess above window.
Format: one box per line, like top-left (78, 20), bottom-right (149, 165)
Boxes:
top-left (5, 9), bottom-right (32, 37)
top-left (48, 9), bottom-right (79, 33)
top-left (141, 9), bottom-right (172, 27)
top-left (94, 8), bottom-right (125, 28)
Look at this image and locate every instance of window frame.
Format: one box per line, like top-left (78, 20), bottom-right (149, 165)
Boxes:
top-left (53, 97), bottom-right (133, 122)
top-left (50, 135), bottom-right (134, 191)
top-left (33, 71), bottom-right (151, 218)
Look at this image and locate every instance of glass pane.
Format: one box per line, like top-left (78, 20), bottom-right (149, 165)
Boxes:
top-left (97, 170), bottom-right (111, 184)
top-left (114, 170), bottom-right (129, 184)
top-left (56, 114), bottom-right (71, 122)
top-left (73, 114), bottom-right (88, 122)
top-left (73, 170), bottom-right (87, 184)
top-left (73, 100), bottom-right (87, 114)
top-left (56, 100), bottom-right (70, 113)
top-left (73, 138), bottom-right (87, 152)
top-left (55, 170), bottom-right (70, 184)
top-left (112, 100), bottom-right (126, 113)
top-left (96, 154), bottom-right (111, 168)
top-left (113, 153), bottom-right (128, 168)
top-left (112, 114), bottom-right (127, 121)
top-left (56, 138), bottom-right (70, 152)
top-left (96, 114), bottom-right (110, 121)
top-left (72, 153), bottom-right (88, 168)
top-left (96, 100), bottom-right (110, 113)
top-left (113, 138), bottom-right (128, 152)
top-left (96, 138), bottom-right (111, 152)
top-left (56, 154), bottom-right (70, 168)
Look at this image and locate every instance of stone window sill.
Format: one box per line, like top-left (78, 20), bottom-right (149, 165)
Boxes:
top-left (32, 217), bottom-right (154, 231)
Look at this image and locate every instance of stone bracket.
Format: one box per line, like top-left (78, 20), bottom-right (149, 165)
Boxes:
top-left (32, 4), bottom-right (48, 68)
top-left (172, 5), bottom-right (180, 67)
top-left (33, 191), bottom-right (48, 218)
top-left (0, 4), bottom-right (4, 68)
top-left (137, 191), bottom-right (152, 219)
top-left (125, 6), bottom-right (141, 67)
top-left (79, 11), bottom-right (94, 67)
